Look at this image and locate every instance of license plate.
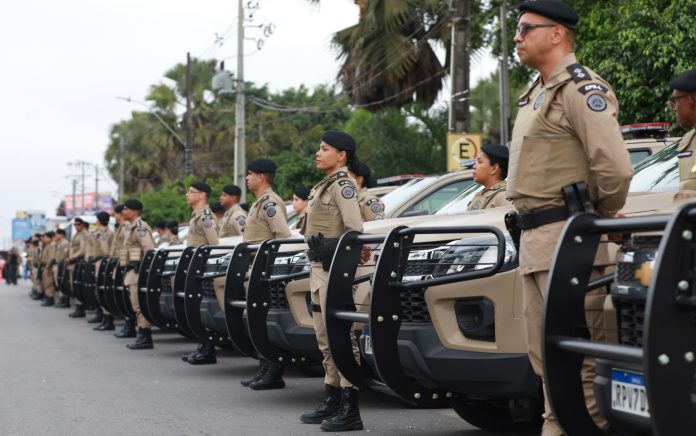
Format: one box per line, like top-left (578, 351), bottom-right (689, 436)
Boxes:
top-left (363, 327), bottom-right (372, 355)
top-left (611, 369), bottom-right (650, 418)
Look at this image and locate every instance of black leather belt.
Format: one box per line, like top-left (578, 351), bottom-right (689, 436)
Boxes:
top-left (311, 303), bottom-right (322, 313)
top-left (514, 206), bottom-right (570, 231)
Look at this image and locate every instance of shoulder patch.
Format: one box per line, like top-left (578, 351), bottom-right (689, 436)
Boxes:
top-left (266, 206), bottom-right (276, 218)
top-left (203, 214), bottom-right (213, 228)
top-left (578, 83), bottom-right (609, 95)
top-left (517, 97), bottom-right (529, 107)
top-left (239, 218), bottom-right (247, 228)
top-left (139, 227), bottom-right (147, 237)
top-left (337, 179), bottom-right (354, 187)
top-left (587, 94), bottom-right (607, 112)
top-left (341, 186), bottom-right (356, 199)
top-left (533, 92), bottom-right (545, 110)
top-left (370, 202), bottom-right (383, 213)
top-left (566, 64), bottom-right (592, 83)
top-left (335, 171), bottom-right (349, 179)
top-left (374, 215), bottom-right (383, 220)
top-left (263, 201), bottom-right (277, 210)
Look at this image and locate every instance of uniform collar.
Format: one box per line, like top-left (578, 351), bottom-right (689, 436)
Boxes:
top-left (327, 166), bottom-right (349, 179)
top-left (191, 205), bottom-right (208, 216)
top-left (544, 52), bottom-right (578, 88)
top-left (678, 129), bottom-right (696, 151)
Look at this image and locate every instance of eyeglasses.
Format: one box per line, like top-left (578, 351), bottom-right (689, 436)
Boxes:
top-left (186, 190), bottom-right (203, 195)
top-left (515, 23), bottom-right (557, 38)
top-left (668, 94), bottom-right (690, 108)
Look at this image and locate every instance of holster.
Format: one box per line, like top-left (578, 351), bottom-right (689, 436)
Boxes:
top-left (504, 211), bottom-right (521, 251)
top-left (508, 182), bottom-right (596, 232)
top-left (306, 234), bottom-right (340, 271)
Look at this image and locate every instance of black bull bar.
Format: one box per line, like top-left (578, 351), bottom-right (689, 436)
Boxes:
top-left (325, 225), bottom-right (506, 407)
top-left (542, 205), bottom-right (696, 436)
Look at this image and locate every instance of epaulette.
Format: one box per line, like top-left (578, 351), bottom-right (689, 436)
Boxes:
top-left (566, 64), bottom-right (592, 83)
top-left (577, 82), bottom-right (609, 95)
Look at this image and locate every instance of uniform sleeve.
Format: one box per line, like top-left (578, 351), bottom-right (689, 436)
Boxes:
top-left (202, 213), bottom-right (220, 245)
top-left (488, 191), bottom-right (512, 208)
top-left (333, 180), bottom-right (363, 233)
top-left (72, 234), bottom-right (87, 259)
top-left (564, 83), bottom-right (633, 216)
top-left (362, 196), bottom-right (385, 221)
top-left (232, 211), bottom-right (246, 234)
top-left (138, 228), bottom-right (156, 251)
top-left (262, 199), bottom-right (291, 239)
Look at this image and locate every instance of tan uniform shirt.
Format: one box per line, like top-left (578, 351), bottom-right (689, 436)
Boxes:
top-left (123, 219), bottom-right (155, 264)
top-left (244, 188), bottom-right (291, 244)
top-left (93, 227), bottom-right (114, 258)
top-left (69, 228), bottom-right (90, 261)
top-left (41, 241), bottom-right (55, 265)
top-left (507, 53), bottom-right (632, 274)
top-left (219, 204), bottom-right (247, 237)
top-left (302, 167), bottom-right (363, 238)
top-left (677, 129), bottom-right (696, 191)
top-left (467, 181), bottom-right (511, 211)
top-left (187, 206), bottom-right (220, 247)
top-left (54, 239), bottom-right (69, 263)
top-left (357, 188), bottom-right (385, 221)
top-left (27, 246), bottom-right (38, 266)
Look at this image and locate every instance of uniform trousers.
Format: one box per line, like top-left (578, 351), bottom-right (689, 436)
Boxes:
top-left (523, 270), bottom-right (609, 436)
top-left (310, 262), bottom-right (360, 389)
top-left (41, 265), bottom-right (55, 297)
top-left (125, 269), bottom-right (149, 329)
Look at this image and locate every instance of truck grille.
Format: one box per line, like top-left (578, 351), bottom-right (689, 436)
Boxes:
top-left (400, 287), bottom-right (431, 324)
top-left (402, 260), bottom-right (437, 278)
top-left (615, 262), bottom-right (640, 286)
top-left (269, 281), bottom-right (290, 309)
top-left (201, 278), bottom-right (216, 300)
top-left (616, 300), bottom-right (645, 347)
top-left (161, 277), bottom-right (172, 294)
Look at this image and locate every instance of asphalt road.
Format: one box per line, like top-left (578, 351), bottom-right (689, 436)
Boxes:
top-left (0, 280), bottom-right (529, 436)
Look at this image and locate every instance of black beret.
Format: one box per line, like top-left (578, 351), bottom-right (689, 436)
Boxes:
top-left (481, 144), bottom-right (510, 161)
top-left (247, 158), bottom-right (277, 174)
top-left (671, 69), bottom-right (696, 92)
top-left (96, 212), bottom-right (110, 226)
top-left (222, 184), bottom-right (242, 196)
top-left (154, 220), bottom-right (167, 229)
top-left (355, 161), bottom-right (371, 178)
top-left (210, 202), bottom-right (225, 214)
top-left (293, 186), bottom-right (312, 201)
top-left (166, 220), bottom-right (179, 231)
top-left (73, 217), bottom-right (86, 225)
top-left (190, 182), bottom-right (211, 194)
top-left (519, 0), bottom-right (579, 29)
top-left (56, 229), bottom-right (66, 236)
top-left (321, 130), bottom-right (356, 152)
top-left (114, 204), bottom-right (124, 213)
top-left (45, 231), bottom-right (55, 238)
top-left (123, 199), bottom-right (143, 211)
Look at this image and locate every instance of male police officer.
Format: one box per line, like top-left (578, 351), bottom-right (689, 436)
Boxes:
top-left (53, 229), bottom-right (70, 308)
top-left (86, 212), bottom-right (114, 325)
top-left (467, 144), bottom-right (511, 211)
top-left (180, 182), bottom-right (221, 365)
top-left (39, 232), bottom-right (56, 306)
top-left (65, 218), bottom-right (90, 318)
top-left (507, 2), bottom-right (632, 434)
top-left (238, 158), bottom-right (292, 390)
top-left (218, 184), bottom-right (247, 237)
top-left (110, 205), bottom-right (137, 336)
top-left (670, 69), bottom-right (696, 197)
top-left (120, 199), bottom-right (156, 350)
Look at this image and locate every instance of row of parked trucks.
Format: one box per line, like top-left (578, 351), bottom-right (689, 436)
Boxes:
top-left (59, 124), bottom-right (693, 434)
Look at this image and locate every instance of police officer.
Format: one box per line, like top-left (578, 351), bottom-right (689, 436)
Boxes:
top-left (120, 199), bottom-right (156, 350)
top-left (154, 220), bottom-right (168, 247)
top-left (236, 158), bottom-right (292, 390)
top-left (28, 238), bottom-right (42, 300)
top-left (467, 144), bottom-right (511, 211)
top-left (164, 220), bottom-right (180, 245)
top-left (111, 205), bottom-right (135, 336)
top-left (180, 182), bottom-right (221, 365)
top-left (670, 69), bottom-right (696, 198)
top-left (291, 186), bottom-right (311, 230)
top-left (352, 161), bottom-right (385, 220)
top-left (53, 229), bottom-right (70, 308)
top-left (39, 232), bottom-right (56, 306)
top-left (300, 131), bottom-right (364, 432)
top-left (218, 184), bottom-right (247, 237)
top-left (65, 218), bottom-right (90, 318)
top-left (210, 202), bottom-right (225, 222)
top-left (507, 2), bottom-right (633, 434)
top-left (86, 212), bottom-right (114, 325)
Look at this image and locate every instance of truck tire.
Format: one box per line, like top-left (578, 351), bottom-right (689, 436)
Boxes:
top-left (451, 398), bottom-right (542, 432)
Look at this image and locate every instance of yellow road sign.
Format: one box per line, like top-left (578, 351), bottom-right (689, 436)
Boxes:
top-left (447, 133), bottom-right (481, 172)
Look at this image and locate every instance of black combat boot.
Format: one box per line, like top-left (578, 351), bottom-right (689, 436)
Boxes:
top-left (87, 307), bottom-right (103, 324)
top-left (319, 388), bottom-right (363, 432)
top-left (187, 341), bottom-right (217, 365)
top-left (29, 288), bottom-right (38, 299)
top-left (181, 342), bottom-right (206, 362)
top-left (41, 297), bottom-right (55, 307)
top-left (113, 317), bottom-right (136, 338)
top-left (54, 296), bottom-right (70, 308)
top-left (300, 384), bottom-right (342, 424)
top-left (127, 328), bottom-right (154, 350)
top-left (68, 304), bottom-right (86, 318)
top-left (249, 361), bottom-right (285, 390)
top-left (94, 315), bottom-right (115, 331)
top-left (241, 359), bottom-right (269, 387)
top-left (31, 292), bottom-right (45, 301)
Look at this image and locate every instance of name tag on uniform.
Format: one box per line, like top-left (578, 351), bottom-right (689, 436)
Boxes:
top-left (678, 151), bottom-right (693, 158)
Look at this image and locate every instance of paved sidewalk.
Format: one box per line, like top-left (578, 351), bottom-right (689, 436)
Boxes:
top-left (0, 281), bottom-right (513, 435)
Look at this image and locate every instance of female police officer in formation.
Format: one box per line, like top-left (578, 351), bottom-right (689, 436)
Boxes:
top-left (300, 131), bottom-right (364, 432)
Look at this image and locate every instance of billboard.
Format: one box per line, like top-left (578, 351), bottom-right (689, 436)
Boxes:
top-left (12, 210), bottom-right (48, 241)
top-left (63, 192), bottom-right (114, 217)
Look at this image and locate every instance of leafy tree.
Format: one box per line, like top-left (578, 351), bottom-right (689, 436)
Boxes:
top-left (469, 71), bottom-right (527, 143)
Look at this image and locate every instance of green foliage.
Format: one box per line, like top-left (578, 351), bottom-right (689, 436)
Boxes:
top-left (273, 151), bottom-right (324, 200)
top-left (469, 71), bottom-right (527, 143)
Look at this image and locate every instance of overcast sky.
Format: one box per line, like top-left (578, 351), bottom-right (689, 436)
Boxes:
top-left (0, 0), bottom-right (496, 244)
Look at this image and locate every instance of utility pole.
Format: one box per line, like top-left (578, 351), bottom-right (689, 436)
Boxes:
top-left (80, 161), bottom-right (86, 214)
top-left (448, 0), bottom-right (471, 133)
top-left (71, 179), bottom-right (77, 219)
top-left (235, 0), bottom-right (247, 199)
top-left (185, 52), bottom-right (194, 176)
top-left (94, 165), bottom-right (99, 212)
top-left (119, 134), bottom-right (125, 199)
top-left (498, 4), bottom-right (511, 143)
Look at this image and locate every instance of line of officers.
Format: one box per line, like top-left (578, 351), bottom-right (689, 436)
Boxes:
top-left (25, 135), bottom-right (385, 432)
